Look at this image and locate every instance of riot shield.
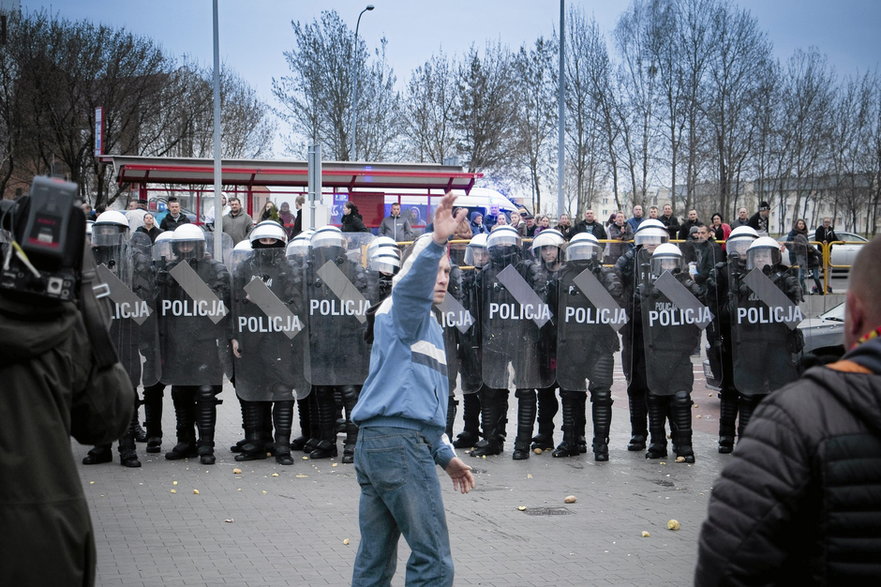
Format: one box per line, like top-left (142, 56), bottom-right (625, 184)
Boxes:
top-left (457, 266), bottom-right (483, 394)
top-left (156, 246), bottom-right (231, 386)
top-left (481, 258), bottom-right (554, 390)
top-left (435, 265), bottom-right (471, 396)
top-left (729, 260), bottom-right (803, 396)
top-left (555, 261), bottom-right (626, 390)
top-left (205, 231), bottom-right (235, 266)
top-left (231, 247), bottom-right (307, 402)
top-left (304, 241), bottom-right (372, 386)
top-left (93, 230), bottom-right (161, 389)
top-left (639, 245), bottom-right (710, 395)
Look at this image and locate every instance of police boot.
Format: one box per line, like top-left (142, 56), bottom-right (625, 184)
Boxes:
top-left (259, 402), bottom-right (275, 456)
top-left (552, 391), bottom-right (581, 458)
top-left (576, 393), bottom-right (588, 454)
top-left (645, 394), bottom-right (668, 459)
top-left (230, 398), bottom-right (248, 453)
top-left (83, 444), bottom-right (113, 465)
top-left (166, 387), bottom-right (198, 460)
top-left (671, 391), bottom-right (695, 463)
top-left (118, 423), bottom-right (141, 468)
top-left (591, 390), bottom-right (613, 462)
top-left (304, 391), bottom-right (322, 453)
top-left (196, 386), bottom-right (219, 465)
top-left (627, 387), bottom-right (648, 451)
top-left (143, 382), bottom-right (164, 454)
top-left (453, 392), bottom-right (481, 449)
top-left (340, 386), bottom-right (359, 464)
top-left (513, 389), bottom-right (536, 460)
top-left (446, 396), bottom-right (458, 440)
top-left (309, 388), bottom-right (339, 459)
top-left (469, 388), bottom-right (505, 457)
top-left (273, 400), bottom-right (295, 466)
top-left (290, 396), bottom-right (311, 451)
top-left (531, 386), bottom-right (558, 451)
top-left (718, 390), bottom-right (738, 454)
top-left (737, 394), bottom-right (765, 440)
top-left (235, 400), bottom-right (268, 462)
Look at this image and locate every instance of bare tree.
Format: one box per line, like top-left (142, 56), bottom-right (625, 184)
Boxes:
top-left (402, 53), bottom-right (458, 164)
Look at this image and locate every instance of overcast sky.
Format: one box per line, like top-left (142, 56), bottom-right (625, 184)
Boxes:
top-left (20, 0), bottom-right (881, 154)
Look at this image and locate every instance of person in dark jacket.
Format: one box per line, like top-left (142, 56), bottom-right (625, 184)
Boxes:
top-left (695, 235), bottom-right (881, 586)
top-left (469, 210), bottom-right (489, 235)
top-left (747, 201), bottom-right (771, 235)
top-left (571, 209), bottom-right (607, 240)
top-left (135, 212), bottom-right (162, 243)
top-left (814, 217), bottom-right (837, 245)
top-left (159, 197), bottom-right (190, 232)
top-left (0, 194), bottom-right (134, 585)
top-left (677, 209), bottom-right (700, 240)
top-left (341, 202), bottom-right (369, 233)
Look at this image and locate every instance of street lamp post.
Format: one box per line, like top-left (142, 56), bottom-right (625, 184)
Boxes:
top-left (348, 4), bottom-right (374, 162)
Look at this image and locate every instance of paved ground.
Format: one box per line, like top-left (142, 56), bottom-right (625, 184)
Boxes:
top-left (76, 356), bottom-right (730, 587)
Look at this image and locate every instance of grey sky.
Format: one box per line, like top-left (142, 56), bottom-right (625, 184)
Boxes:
top-left (22, 0), bottom-right (881, 150)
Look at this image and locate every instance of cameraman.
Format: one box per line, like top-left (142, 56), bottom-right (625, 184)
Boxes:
top-left (0, 179), bottom-right (135, 585)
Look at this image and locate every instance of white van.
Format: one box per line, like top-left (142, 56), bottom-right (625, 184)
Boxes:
top-left (452, 187), bottom-right (519, 227)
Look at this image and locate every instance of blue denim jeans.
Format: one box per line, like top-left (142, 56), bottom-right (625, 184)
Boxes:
top-left (351, 426), bottom-right (453, 587)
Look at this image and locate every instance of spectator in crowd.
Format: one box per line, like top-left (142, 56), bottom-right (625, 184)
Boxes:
top-left (135, 213), bottom-right (162, 243)
top-left (341, 202), bottom-right (369, 233)
top-left (733, 207), bottom-right (750, 227)
top-left (572, 209), bottom-right (607, 240)
top-left (509, 210), bottom-right (525, 237)
top-left (677, 209), bottom-right (700, 241)
top-left (748, 201), bottom-right (771, 236)
top-left (555, 213), bottom-right (574, 239)
top-left (159, 197), bottom-right (190, 232)
top-left (279, 201), bottom-right (296, 238)
top-left (659, 203), bottom-right (680, 240)
top-left (626, 205), bottom-right (644, 232)
top-left (709, 213), bottom-right (731, 243)
top-left (222, 196), bottom-right (253, 244)
top-left (815, 217), bottom-right (838, 245)
top-left (648, 206), bottom-right (659, 219)
top-left (607, 212), bottom-right (632, 261)
top-left (125, 199), bottom-right (147, 232)
top-left (260, 201), bottom-right (281, 224)
top-left (81, 202), bottom-right (97, 220)
top-left (469, 211), bottom-right (489, 236)
top-left (534, 215), bottom-right (552, 236)
top-left (292, 195), bottom-right (305, 238)
top-left (379, 203), bottom-right (414, 242)
top-left (494, 212), bottom-right (509, 229)
top-left (523, 213), bottom-right (538, 238)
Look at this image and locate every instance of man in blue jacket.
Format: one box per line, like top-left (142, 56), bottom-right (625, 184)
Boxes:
top-left (351, 192), bottom-right (475, 587)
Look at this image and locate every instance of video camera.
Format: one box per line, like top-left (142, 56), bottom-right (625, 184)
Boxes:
top-left (0, 176), bottom-right (85, 301)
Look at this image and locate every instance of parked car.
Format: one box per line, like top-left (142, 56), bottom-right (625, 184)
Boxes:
top-left (827, 231), bottom-right (868, 270)
top-left (703, 302), bottom-right (846, 390)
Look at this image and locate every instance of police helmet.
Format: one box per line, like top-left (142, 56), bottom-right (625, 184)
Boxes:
top-left (464, 233), bottom-right (489, 267)
top-left (566, 232), bottom-right (603, 262)
top-left (92, 210), bottom-right (130, 247)
top-left (634, 218), bottom-right (666, 233)
top-left (530, 229), bottom-right (565, 251)
top-left (367, 236), bottom-right (401, 260)
top-left (651, 242), bottom-right (683, 275)
top-left (310, 225), bottom-right (346, 250)
top-left (171, 223), bottom-right (206, 259)
top-left (726, 225), bottom-right (759, 257)
top-left (486, 225), bottom-right (521, 250)
top-left (368, 250), bottom-right (402, 274)
top-left (747, 236), bottom-right (782, 270)
top-left (151, 230), bottom-right (175, 262)
top-left (286, 230), bottom-right (313, 259)
top-left (249, 220), bottom-right (288, 248)
top-left (634, 226), bottom-right (669, 248)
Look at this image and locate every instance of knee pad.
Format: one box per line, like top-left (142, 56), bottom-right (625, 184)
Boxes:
top-left (673, 390), bottom-right (692, 409)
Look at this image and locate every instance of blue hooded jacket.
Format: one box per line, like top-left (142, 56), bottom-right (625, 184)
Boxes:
top-left (351, 235), bottom-right (456, 468)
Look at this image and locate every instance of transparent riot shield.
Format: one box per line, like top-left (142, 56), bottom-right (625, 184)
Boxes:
top-left (729, 259), bottom-right (803, 396)
top-left (639, 246), bottom-right (710, 395)
top-left (555, 261), bottom-right (626, 390)
top-left (457, 266), bottom-right (483, 394)
top-left (435, 265), bottom-right (472, 396)
top-left (304, 243), bottom-right (372, 386)
top-left (156, 245), bottom-right (231, 386)
top-left (93, 230), bottom-right (161, 389)
top-left (481, 256), bottom-right (554, 390)
top-left (205, 231), bottom-right (235, 266)
top-left (343, 232), bottom-right (375, 269)
top-left (231, 247), bottom-right (307, 402)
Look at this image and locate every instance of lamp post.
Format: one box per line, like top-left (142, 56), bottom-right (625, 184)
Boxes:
top-left (348, 4), bottom-right (374, 161)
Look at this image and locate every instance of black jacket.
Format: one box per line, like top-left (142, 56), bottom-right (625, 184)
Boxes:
top-left (0, 295), bottom-right (134, 585)
top-left (159, 212), bottom-right (191, 232)
top-left (341, 212), bottom-right (369, 233)
top-left (696, 336), bottom-right (881, 585)
top-left (571, 220), bottom-right (607, 240)
top-left (136, 225), bottom-right (163, 243)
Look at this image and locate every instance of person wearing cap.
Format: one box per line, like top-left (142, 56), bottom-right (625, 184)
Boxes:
top-left (351, 192), bottom-right (474, 586)
top-left (748, 201), bottom-right (771, 236)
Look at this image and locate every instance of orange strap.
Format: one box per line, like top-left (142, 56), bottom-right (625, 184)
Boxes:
top-left (826, 360), bottom-right (873, 374)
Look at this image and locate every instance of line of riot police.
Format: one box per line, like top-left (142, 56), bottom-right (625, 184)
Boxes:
top-left (83, 211), bottom-right (804, 468)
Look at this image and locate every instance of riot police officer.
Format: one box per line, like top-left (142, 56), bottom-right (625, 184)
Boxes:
top-left (158, 224), bottom-right (230, 465)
